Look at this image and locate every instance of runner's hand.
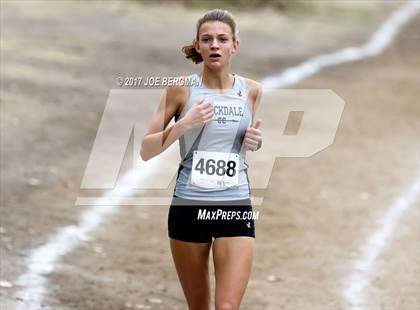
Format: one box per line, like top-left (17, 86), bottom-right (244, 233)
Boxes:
top-left (182, 99), bottom-right (214, 130)
top-left (244, 119), bottom-right (262, 151)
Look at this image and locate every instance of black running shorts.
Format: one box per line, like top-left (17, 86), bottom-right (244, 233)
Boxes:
top-left (168, 195), bottom-right (256, 243)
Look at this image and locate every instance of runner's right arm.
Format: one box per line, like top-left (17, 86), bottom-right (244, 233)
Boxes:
top-left (140, 85), bottom-right (213, 161)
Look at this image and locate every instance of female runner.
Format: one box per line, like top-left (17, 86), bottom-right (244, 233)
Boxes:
top-left (140, 9), bottom-right (263, 310)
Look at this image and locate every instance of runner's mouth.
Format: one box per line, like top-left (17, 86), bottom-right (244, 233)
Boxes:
top-left (209, 53), bottom-right (222, 59)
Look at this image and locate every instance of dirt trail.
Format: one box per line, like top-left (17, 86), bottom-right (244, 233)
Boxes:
top-left (1, 1), bottom-right (417, 310)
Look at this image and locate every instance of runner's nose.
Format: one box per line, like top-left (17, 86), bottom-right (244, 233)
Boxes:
top-left (210, 39), bottom-right (219, 49)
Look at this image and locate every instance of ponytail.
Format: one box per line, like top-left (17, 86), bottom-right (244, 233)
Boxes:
top-left (181, 42), bottom-right (203, 64)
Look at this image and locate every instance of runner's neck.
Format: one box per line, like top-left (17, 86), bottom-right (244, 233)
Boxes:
top-left (199, 68), bottom-right (235, 90)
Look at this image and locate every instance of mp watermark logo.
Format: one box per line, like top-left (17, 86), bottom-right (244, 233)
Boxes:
top-left (75, 88), bottom-right (345, 206)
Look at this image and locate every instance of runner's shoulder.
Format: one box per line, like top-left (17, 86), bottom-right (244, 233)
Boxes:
top-left (165, 76), bottom-right (190, 115)
top-left (244, 78), bottom-right (262, 102)
top-left (244, 77), bottom-right (261, 89)
top-left (165, 76), bottom-right (189, 102)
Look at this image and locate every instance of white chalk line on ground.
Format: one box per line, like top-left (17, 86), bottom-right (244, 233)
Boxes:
top-left (343, 179), bottom-right (420, 310)
top-left (13, 1), bottom-right (420, 309)
top-left (261, 0), bottom-right (420, 89)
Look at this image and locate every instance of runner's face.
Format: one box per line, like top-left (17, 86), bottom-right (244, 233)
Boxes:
top-left (195, 21), bottom-right (238, 69)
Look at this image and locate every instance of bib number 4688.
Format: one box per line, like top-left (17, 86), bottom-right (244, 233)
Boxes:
top-left (190, 151), bottom-right (239, 189)
top-left (194, 158), bottom-right (236, 177)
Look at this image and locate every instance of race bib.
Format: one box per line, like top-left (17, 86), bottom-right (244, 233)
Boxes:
top-left (190, 151), bottom-right (239, 189)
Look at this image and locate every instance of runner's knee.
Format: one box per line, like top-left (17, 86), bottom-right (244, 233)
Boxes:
top-left (216, 300), bottom-right (237, 310)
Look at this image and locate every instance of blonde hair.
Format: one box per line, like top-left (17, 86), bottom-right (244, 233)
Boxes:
top-left (182, 9), bottom-right (238, 64)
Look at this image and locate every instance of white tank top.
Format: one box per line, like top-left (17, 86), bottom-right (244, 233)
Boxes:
top-left (174, 73), bottom-right (252, 201)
